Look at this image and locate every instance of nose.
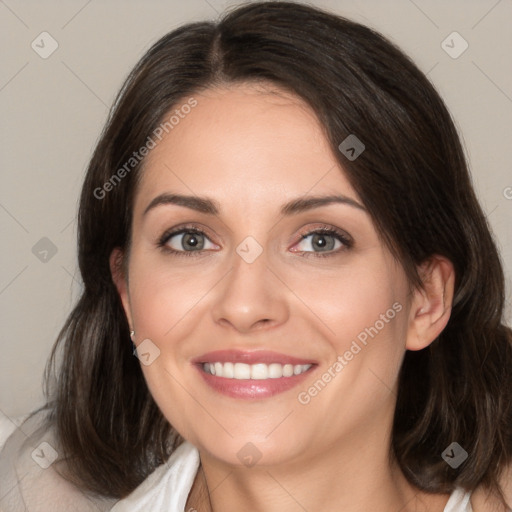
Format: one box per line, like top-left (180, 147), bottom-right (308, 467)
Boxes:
top-left (210, 247), bottom-right (290, 334)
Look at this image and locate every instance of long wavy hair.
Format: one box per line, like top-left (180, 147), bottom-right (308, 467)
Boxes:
top-left (33, 0), bottom-right (512, 503)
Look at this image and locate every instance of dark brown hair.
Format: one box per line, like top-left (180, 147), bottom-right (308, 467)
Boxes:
top-left (32, 0), bottom-right (512, 503)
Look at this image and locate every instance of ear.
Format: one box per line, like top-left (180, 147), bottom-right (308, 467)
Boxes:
top-left (110, 247), bottom-right (133, 329)
top-left (406, 255), bottom-right (455, 351)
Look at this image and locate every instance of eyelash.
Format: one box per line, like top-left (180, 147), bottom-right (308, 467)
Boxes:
top-left (157, 224), bottom-right (353, 259)
top-left (295, 226), bottom-right (353, 258)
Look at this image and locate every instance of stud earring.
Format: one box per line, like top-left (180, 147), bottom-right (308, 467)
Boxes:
top-left (130, 330), bottom-right (136, 356)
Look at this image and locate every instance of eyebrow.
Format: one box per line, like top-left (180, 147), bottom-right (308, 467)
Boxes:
top-left (143, 193), bottom-right (366, 217)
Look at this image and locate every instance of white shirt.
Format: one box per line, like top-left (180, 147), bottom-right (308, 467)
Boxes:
top-left (0, 411), bottom-right (473, 511)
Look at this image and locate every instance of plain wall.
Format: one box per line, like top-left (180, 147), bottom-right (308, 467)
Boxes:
top-left (1, 0), bottom-right (511, 424)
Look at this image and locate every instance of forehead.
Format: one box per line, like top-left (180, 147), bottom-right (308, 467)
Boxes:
top-left (135, 82), bottom-right (360, 211)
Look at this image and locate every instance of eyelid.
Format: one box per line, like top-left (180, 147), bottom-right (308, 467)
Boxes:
top-left (295, 223), bottom-right (353, 244)
top-left (289, 224), bottom-right (353, 256)
top-left (158, 223), bottom-right (218, 246)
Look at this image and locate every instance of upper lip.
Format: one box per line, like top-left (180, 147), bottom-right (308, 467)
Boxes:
top-left (191, 350), bottom-right (317, 366)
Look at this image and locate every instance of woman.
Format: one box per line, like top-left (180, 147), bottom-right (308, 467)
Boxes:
top-left (1, 2), bottom-right (510, 511)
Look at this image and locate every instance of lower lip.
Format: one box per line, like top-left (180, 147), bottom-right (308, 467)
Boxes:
top-left (195, 364), bottom-right (315, 399)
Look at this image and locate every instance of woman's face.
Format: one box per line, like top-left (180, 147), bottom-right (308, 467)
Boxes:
top-left (116, 83), bottom-right (415, 468)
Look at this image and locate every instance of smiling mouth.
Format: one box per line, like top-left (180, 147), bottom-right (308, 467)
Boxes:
top-left (202, 362), bottom-right (313, 379)
top-left (192, 349), bottom-right (317, 399)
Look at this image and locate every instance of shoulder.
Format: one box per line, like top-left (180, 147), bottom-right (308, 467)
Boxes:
top-left (0, 407), bottom-right (116, 511)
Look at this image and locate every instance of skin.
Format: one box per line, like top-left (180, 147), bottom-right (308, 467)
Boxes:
top-left (111, 82), bottom-right (458, 512)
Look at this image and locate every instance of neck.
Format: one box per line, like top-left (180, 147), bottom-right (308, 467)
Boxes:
top-left (186, 418), bottom-right (450, 512)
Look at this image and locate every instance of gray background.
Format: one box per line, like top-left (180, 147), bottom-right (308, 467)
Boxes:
top-left (1, 0), bottom-right (511, 424)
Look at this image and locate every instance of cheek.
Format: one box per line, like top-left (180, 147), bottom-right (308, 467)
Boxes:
top-left (292, 267), bottom-right (408, 438)
top-left (283, 255), bottom-right (407, 350)
top-left (127, 257), bottom-right (219, 342)
top-left (289, 254), bottom-right (409, 408)
top-left (125, 259), bottom-right (212, 436)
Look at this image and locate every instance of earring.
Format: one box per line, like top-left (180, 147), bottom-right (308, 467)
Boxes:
top-left (130, 330), bottom-right (136, 356)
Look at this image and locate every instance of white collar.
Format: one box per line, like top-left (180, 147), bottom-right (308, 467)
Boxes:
top-left (111, 441), bottom-right (199, 512)
top-left (443, 487), bottom-right (473, 512)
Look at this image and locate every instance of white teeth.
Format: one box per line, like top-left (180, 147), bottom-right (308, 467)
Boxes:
top-left (234, 362), bottom-right (251, 379)
top-left (223, 361), bottom-right (234, 378)
top-left (268, 363), bottom-right (283, 378)
top-left (202, 361), bottom-right (312, 379)
top-left (283, 364), bottom-right (294, 377)
top-left (251, 363), bottom-right (268, 380)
